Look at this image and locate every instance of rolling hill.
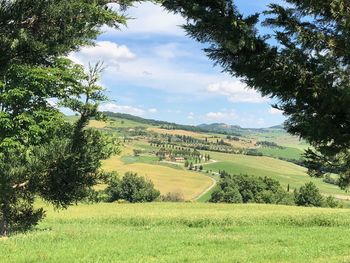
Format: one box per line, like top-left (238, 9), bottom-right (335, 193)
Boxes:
top-left (79, 112), bottom-right (350, 202)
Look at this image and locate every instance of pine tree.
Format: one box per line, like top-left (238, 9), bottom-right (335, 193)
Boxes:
top-left (163, 0), bottom-right (350, 189)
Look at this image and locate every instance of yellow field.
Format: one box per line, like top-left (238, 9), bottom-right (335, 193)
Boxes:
top-left (103, 155), bottom-right (213, 200)
top-left (88, 120), bottom-right (108, 129)
top-left (148, 127), bottom-right (208, 139)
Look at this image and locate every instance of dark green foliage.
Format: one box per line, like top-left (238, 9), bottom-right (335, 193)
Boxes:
top-left (0, 0), bottom-right (135, 235)
top-left (256, 141), bottom-right (283, 149)
top-left (294, 182), bottom-right (325, 207)
top-left (211, 185), bottom-right (242, 204)
top-left (103, 172), bottom-right (123, 203)
top-left (210, 172), bottom-right (292, 205)
top-left (104, 172), bottom-right (160, 203)
top-left (162, 0), bottom-right (350, 189)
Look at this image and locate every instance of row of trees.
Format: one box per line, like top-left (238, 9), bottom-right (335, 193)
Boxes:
top-left (210, 171), bottom-right (339, 208)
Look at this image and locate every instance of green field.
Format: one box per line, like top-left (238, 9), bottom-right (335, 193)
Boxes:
top-left (95, 115), bottom-right (350, 201)
top-left (2, 203), bottom-right (350, 263)
top-left (204, 151), bottom-right (350, 198)
top-left (258, 146), bottom-right (303, 160)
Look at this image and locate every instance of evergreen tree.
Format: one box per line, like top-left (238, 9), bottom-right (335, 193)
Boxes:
top-left (162, 0), bottom-right (350, 189)
top-left (0, 0), bottom-right (141, 236)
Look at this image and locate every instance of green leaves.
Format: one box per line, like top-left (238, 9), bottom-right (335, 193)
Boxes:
top-left (0, 0), bottom-right (141, 235)
top-left (163, 0), bottom-right (350, 188)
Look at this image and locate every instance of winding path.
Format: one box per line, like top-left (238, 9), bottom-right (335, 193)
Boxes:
top-left (194, 175), bottom-right (217, 201)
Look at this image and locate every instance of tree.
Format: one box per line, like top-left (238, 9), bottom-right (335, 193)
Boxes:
top-left (210, 173), bottom-right (292, 205)
top-left (211, 185), bottom-right (242, 204)
top-left (294, 182), bottom-right (324, 207)
top-left (120, 172), bottom-right (160, 203)
top-left (0, 0), bottom-right (140, 236)
top-left (162, 1), bottom-right (350, 189)
top-left (184, 160), bottom-right (189, 168)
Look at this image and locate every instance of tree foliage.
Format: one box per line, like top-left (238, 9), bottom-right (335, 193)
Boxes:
top-left (0, 0), bottom-right (140, 236)
top-left (103, 172), bottom-right (160, 203)
top-left (162, 0), bottom-right (350, 189)
top-left (294, 182), bottom-right (325, 207)
top-left (210, 172), bottom-right (292, 205)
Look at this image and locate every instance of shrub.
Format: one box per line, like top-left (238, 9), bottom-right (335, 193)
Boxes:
top-left (324, 196), bottom-right (339, 208)
top-left (103, 172), bottom-right (160, 203)
top-left (161, 192), bottom-right (185, 202)
top-left (294, 182), bottom-right (324, 207)
top-left (120, 172), bottom-right (160, 203)
top-left (103, 172), bottom-right (122, 202)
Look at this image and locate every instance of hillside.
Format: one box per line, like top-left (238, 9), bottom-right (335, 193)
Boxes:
top-left (79, 113), bottom-right (350, 202)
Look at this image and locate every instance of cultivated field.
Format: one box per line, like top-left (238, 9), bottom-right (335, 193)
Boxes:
top-left (103, 154), bottom-right (213, 200)
top-left (2, 203), bottom-right (350, 263)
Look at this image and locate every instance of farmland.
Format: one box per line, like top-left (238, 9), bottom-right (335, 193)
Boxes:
top-left (96, 113), bottom-right (350, 202)
top-left (1, 203), bottom-right (350, 263)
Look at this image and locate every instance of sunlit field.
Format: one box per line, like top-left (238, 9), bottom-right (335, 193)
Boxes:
top-left (2, 203), bottom-right (350, 263)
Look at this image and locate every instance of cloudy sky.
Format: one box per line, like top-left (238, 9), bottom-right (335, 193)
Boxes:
top-left (70, 0), bottom-right (285, 128)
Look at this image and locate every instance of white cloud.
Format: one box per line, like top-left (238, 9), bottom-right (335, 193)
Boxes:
top-left (205, 110), bottom-right (238, 121)
top-left (148, 108), bottom-right (158, 113)
top-left (207, 81), bottom-right (268, 103)
top-left (187, 112), bottom-right (195, 120)
top-left (269, 108), bottom-right (283, 115)
top-left (69, 41), bottom-right (136, 67)
top-left (99, 103), bottom-right (145, 116)
top-left (154, 43), bottom-right (190, 59)
top-left (106, 2), bottom-right (186, 36)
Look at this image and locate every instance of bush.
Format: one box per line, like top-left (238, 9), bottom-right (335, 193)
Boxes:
top-left (324, 196), bottom-right (339, 208)
top-left (161, 192), bottom-right (185, 202)
top-left (210, 173), bottom-right (291, 205)
top-left (103, 172), bottom-right (122, 202)
top-left (294, 182), bottom-right (324, 207)
top-left (211, 186), bottom-right (243, 203)
top-left (103, 172), bottom-right (160, 203)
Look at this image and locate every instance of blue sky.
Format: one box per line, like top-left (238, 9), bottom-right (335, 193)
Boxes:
top-left (70, 0), bottom-right (286, 128)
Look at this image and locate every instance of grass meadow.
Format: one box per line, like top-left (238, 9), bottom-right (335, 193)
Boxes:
top-left (204, 151), bottom-right (350, 199)
top-left (1, 203), bottom-right (350, 263)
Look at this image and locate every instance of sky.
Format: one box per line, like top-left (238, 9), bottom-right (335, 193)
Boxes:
top-left (70, 0), bottom-right (286, 128)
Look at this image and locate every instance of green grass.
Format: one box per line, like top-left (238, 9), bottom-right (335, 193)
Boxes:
top-left (2, 203), bottom-right (350, 263)
top-left (108, 117), bottom-right (151, 129)
top-left (258, 146), bottom-right (303, 160)
top-left (121, 155), bottom-right (159, 165)
top-left (204, 152), bottom-right (350, 197)
top-left (196, 185), bottom-right (218, 202)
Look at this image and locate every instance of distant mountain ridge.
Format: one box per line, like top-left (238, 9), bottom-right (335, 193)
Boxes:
top-left (103, 111), bottom-right (285, 135)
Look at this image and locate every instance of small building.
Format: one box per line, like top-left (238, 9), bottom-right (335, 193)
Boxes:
top-left (173, 157), bottom-right (185, 163)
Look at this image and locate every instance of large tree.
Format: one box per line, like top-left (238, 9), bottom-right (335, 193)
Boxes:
top-left (0, 0), bottom-right (141, 236)
top-left (162, 0), bottom-right (350, 189)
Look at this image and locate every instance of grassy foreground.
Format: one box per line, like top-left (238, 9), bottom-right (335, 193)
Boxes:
top-left (1, 203), bottom-right (350, 263)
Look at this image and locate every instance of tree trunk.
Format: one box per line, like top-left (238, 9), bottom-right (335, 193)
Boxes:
top-left (0, 216), bottom-right (8, 237)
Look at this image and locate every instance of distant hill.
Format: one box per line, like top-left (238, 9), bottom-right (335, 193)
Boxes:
top-left (198, 123), bottom-right (244, 136)
top-left (103, 112), bottom-right (211, 133)
top-left (268, 124), bottom-right (285, 130)
top-left (103, 111), bottom-right (286, 136)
